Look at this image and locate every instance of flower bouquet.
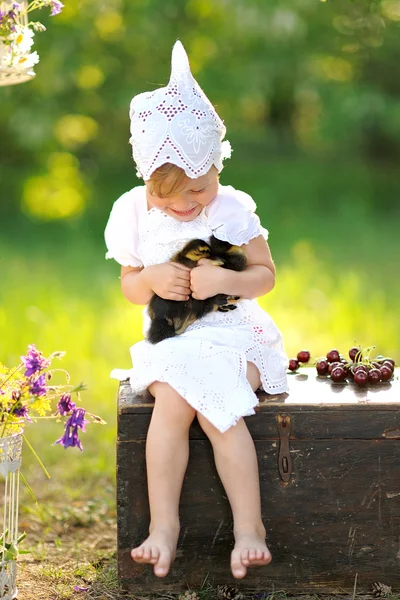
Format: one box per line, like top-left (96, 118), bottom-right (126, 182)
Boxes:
top-left (0, 0), bottom-right (63, 86)
top-left (0, 344), bottom-right (104, 599)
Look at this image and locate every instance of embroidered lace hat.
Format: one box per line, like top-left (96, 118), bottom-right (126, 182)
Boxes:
top-left (129, 40), bottom-right (231, 180)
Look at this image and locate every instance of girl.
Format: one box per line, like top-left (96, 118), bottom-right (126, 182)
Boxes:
top-left (105, 41), bottom-right (289, 580)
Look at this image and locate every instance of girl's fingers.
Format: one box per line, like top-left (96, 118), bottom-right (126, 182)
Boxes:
top-left (172, 285), bottom-right (191, 296)
top-left (171, 262), bottom-right (191, 271)
top-left (176, 271), bottom-right (191, 282)
top-left (169, 292), bottom-right (190, 301)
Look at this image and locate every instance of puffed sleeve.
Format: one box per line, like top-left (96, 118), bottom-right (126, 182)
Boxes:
top-left (206, 185), bottom-right (269, 246)
top-left (104, 188), bottom-right (144, 267)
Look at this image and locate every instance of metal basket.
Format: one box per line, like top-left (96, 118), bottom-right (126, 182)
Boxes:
top-left (0, 1), bottom-right (36, 86)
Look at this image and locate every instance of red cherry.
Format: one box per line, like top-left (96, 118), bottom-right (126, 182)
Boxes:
top-left (380, 366), bottom-right (393, 381)
top-left (354, 365), bottom-right (369, 374)
top-left (331, 366), bottom-right (347, 382)
top-left (368, 368), bottom-right (382, 384)
top-left (328, 361), bottom-right (341, 374)
top-left (327, 349), bottom-right (340, 363)
top-left (354, 370), bottom-right (368, 386)
top-left (297, 350), bottom-right (310, 363)
top-left (288, 359), bottom-right (299, 372)
top-left (384, 358), bottom-right (395, 368)
top-left (349, 347), bottom-right (360, 361)
top-left (316, 359), bottom-right (329, 375)
top-left (382, 361), bottom-right (394, 373)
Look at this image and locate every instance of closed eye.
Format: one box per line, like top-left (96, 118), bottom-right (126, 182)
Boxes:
top-left (191, 188), bottom-right (206, 195)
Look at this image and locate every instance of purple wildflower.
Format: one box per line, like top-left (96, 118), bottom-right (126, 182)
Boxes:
top-left (12, 405), bottom-right (32, 422)
top-left (57, 393), bottom-right (76, 416)
top-left (21, 345), bottom-right (49, 378)
top-left (70, 408), bottom-right (87, 431)
top-left (12, 3), bottom-right (20, 11)
top-left (29, 373), bottom-right (47, 397)
top-left (73, 586), bottom-right (89, 592)
top-left (0, 10), bottom-right (6, 22)
top-left (49, 0), bottom-right (63, 16)
top-left (55, 408), bottom-right (87, 450)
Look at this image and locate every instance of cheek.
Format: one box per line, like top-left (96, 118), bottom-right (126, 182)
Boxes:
top-left (148, 196), bottom-right (168, 210)
top-left (197, 184), bottom-right (219, 206)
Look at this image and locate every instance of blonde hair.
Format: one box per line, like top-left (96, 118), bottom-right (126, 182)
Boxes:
top-left (148, 163), bottom-right (188, 198)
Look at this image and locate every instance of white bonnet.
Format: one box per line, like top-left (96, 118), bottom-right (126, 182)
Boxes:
top-left (129, 40), bottom-right (231, 180)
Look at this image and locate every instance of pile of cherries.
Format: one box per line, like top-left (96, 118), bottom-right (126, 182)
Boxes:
top-left (288, 347), bottom-right (396, 386)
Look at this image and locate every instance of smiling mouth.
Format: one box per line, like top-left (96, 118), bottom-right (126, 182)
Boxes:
top-left (170, 206), bottom-right (197, 215)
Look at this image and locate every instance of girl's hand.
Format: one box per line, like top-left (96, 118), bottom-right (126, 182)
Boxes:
top-left (145, 262), bottom-right (191, 300)
top-left (190, 259), bottom-right (224, 300)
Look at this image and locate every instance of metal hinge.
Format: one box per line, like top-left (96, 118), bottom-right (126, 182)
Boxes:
top-left (277, 414), bottom-right (292, 484)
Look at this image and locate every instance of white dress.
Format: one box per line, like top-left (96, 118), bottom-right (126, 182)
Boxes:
top-left (105, 183), bottom-right (289, 433)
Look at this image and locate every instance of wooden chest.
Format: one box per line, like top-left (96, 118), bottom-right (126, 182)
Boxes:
top-left (117, 369), bottom-right (400, 594)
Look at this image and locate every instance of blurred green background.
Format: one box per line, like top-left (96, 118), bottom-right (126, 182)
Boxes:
top-left (1, 0), bottom-right (399, 483)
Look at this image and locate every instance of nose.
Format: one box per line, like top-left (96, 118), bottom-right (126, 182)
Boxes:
top-left (169, 196), bottom-right (192, 210)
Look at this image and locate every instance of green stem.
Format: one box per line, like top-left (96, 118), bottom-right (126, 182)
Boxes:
top-left (19, 472), bottom-right (38, 504)
top-left (22, 435), bottom-right (51, 479)
top-left (0, 364), bottom-right (23, 391)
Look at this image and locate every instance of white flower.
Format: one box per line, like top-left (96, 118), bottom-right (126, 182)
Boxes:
top-left (12, 26), bottom-right (35, 54)
top-left (17, 50), bottom-right (39, 69)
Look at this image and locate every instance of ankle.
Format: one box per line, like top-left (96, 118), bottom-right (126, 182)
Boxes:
top-left (234, 521), bottom-right (266, 539)
top-left (149, 518), bottom-right (180, 535)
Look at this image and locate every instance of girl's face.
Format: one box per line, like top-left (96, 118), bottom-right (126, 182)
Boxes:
top-left (145, 168), bottom-right (219, 222)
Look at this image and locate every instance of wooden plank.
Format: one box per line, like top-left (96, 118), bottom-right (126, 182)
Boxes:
top-left (117, 438), bottom-right (400, 592)
top-left (118, 407), bottom-right (400, 442)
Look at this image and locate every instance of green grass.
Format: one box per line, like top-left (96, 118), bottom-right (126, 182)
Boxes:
top-left (1, 155), bottom-right (399, 482)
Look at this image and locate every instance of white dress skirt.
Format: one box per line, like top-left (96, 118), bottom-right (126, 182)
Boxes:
top-left (105, 184), bottom-right (289, 433)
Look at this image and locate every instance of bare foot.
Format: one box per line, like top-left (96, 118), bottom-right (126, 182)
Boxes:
top-left (131, 526), bottom-right (179, 578)
top-left (231, 530), bottom-right (272, 579)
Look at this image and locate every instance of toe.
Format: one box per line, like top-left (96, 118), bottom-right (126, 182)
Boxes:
top-left (256, 549), bottom-right (263, 560)
top-left (263, 550), bottom-right (272, 564)
top-left (154, 549), bottom-right (172, 578)
top-left (231, 549), bottom-right (247, 579)
top-left (142, 545), bottom-right (151, 561)
top-left (150, 546), bottom-right (159, 564)
top-left (131, 546), bottom-right (143, 560)
top-left (241, 548), bottom-right (250, 565)
top-left (249, 548), bottom-right (257, 562)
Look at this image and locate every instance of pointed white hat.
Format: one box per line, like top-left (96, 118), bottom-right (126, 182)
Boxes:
top-left (129, 41), bottom-right (231, 180)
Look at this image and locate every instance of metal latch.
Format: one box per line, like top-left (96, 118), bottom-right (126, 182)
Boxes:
top-left (277, 414), bottom-right (292, 483)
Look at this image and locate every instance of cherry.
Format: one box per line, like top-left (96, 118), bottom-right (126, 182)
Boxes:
top-left (368, 368), bottom-right (382, 384)
top-left (354, 370), bottom-right (368, 386)
top-left (297, 350), bottom-right (310, 363)
top-left (288, 359), bottom-right (299, 372)
top-left (326, 349), bottom-right (340, 363)
top-left (382, 361), bottom-right (394, 373)
top-left (380, 366), bottom-right (393, 382)
top-left (331, 366), bottom-right (347, 382)
top-left (354, 365), bottom-right (369, 374)
top-left (328, 361), bottom-right (341, 374)
top-left (349, 347), bottom-right (360, 361)
top-left (384, 358), bottom-right (395, 368)
top-left (316, 359), bottom-right (329, 375)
